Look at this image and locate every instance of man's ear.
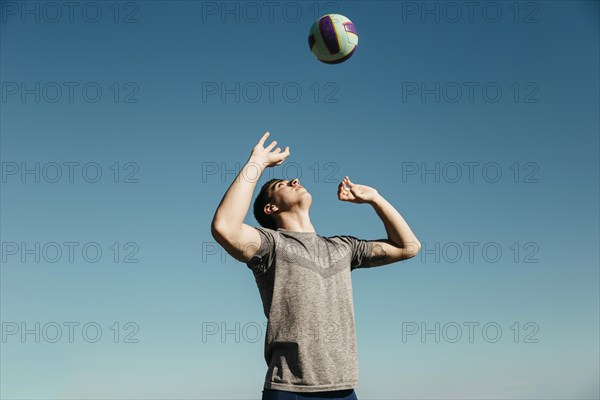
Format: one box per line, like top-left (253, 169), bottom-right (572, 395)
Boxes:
top-left (264, 203), bottom-right (278, 215)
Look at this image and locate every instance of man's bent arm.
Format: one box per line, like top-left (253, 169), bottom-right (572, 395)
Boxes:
top-left (369, 194), bottom-right (421, 256)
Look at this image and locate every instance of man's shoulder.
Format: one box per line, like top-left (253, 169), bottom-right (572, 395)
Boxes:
top-left (324, 233), bottom-right (362, 242)
top-left (250, 226), bottom-right (282, 246)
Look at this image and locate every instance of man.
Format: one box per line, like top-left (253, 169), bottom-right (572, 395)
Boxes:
top-left (211, 132), bottom-right (421, 400)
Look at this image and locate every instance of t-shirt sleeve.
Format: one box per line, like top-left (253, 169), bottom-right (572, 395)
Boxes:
top-left (245, 226), bottom-right (277, 275)
top-left (334, 235), bottom-right (374, 270)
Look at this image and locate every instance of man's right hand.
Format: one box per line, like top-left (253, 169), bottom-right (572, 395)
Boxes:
top-left (250, 132), bottom-right (290, 168)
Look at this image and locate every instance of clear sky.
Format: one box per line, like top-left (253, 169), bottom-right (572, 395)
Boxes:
top-left (1, 1), bottom-right (598, 399)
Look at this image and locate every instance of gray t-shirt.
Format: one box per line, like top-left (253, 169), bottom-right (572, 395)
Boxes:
top-left (246, 226), bottom-right (374, 393)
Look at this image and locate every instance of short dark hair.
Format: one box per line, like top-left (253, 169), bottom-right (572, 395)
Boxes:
top-left (253, 178), bottom-right (283, 230)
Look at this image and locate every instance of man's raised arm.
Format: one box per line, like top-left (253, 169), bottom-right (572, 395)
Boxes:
top-left (338, 176), bottom-right (421, 267)
top-left (210, 132), bottom-right (290, 262)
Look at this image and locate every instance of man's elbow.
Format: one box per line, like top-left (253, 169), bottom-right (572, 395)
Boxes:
top-left (211, 221), bottom-right (227, 242)
top-left (210, 223), bottom-right (218, 238)
top-left (211, 221), bottom-right (242, 245)
top-left (211, 213), bottom-right (230, 234)
top-left (404, 241), bottom-right (421, 259)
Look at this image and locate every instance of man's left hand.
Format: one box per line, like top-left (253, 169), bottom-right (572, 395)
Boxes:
top-left (337, 176), bottom-right (379, 204)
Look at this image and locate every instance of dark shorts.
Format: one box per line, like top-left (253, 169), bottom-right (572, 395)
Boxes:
top-left (261, 387), bottom-right (358, 400)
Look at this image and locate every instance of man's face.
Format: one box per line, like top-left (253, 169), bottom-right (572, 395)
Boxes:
top-left (267, 178), bottom-right (311, 212)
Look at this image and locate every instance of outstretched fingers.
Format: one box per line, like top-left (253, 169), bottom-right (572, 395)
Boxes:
top-left (265, 140), bottom-right (278, 151)
top-left (275, 146), bottom-right (291, 164)
top-left (258, 131), bottom-right (270, 146)
top-left (275, 146), bottom-right (290, 156)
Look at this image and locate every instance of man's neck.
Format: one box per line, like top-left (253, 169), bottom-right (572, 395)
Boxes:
top-left (277, 215), bottom-right (315, 233)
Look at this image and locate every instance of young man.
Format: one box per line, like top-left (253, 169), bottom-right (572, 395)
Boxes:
top-left (211, 132), bottom-right (421, 400)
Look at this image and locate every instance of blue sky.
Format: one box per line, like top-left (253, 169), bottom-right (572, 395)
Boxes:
top-left (1, 1), bottom-right (598, 399)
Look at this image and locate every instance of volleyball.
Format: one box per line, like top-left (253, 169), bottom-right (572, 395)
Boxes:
top-left (308, 14), bottom-right (359, 64)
